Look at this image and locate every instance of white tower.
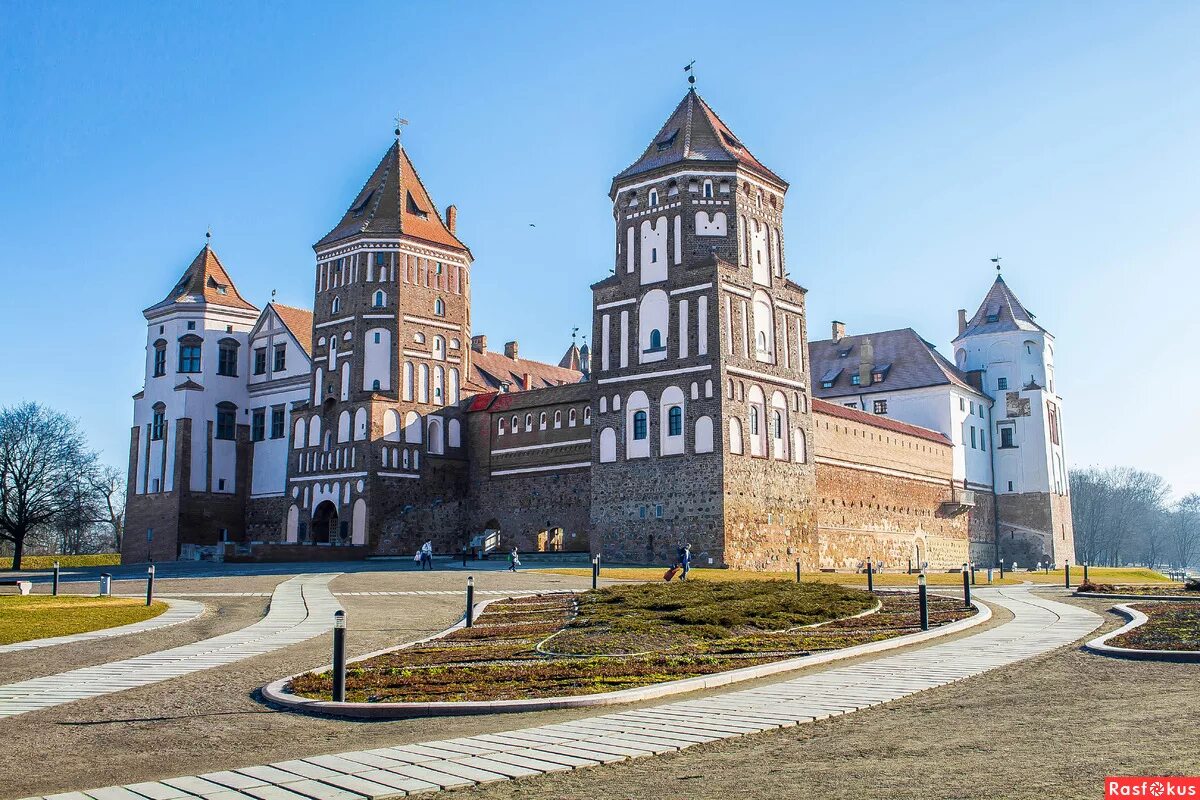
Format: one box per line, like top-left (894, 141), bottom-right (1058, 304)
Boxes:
top-left (953, 272), bottom-right (1074, 567)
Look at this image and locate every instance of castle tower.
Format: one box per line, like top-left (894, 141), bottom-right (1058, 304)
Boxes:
top-left (286, 134), bottom-right (474, 552)
top-left (124, 243), bottom-right (260, 562)
top-left (590, 89), bottom-right (817, 569)
top-left (953, 273), bottom-right (1075, 566)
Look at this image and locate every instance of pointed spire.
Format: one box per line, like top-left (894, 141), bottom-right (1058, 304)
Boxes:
top-left (151, 244), bottom-right (257, 313)
top-left (954, 271), bottom-right (1045, 341)
top-left (612, 89), bottom-right (786, 190)
top-left (315, 139), bottom-right (467, 253)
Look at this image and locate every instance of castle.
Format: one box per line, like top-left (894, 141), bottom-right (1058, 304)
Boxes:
top-left (123, 88), bottom-right (1074, 571)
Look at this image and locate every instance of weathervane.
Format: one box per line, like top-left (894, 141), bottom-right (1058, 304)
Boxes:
top-left (991, 255), bottom-right (1002, 275)
top-left (394, 113), bottom-right (409, 143)
top-left (684, 60), bottom-right (696, 86)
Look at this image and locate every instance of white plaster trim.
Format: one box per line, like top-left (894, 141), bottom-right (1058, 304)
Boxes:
top-left (402, 349), bottom-right (432, 358)
top-left (491, 461), bottom-right (591, 477)
top-left (726, 365), bottom-right (806, 389)
top-left (777, 300), bottom-right (804, 314)
top-left (378, 472), bottom-right (421, 480)
top-left (315, 239), bottom-right (470, 264)
top-left (402, 315), bottom-right (461, 331)
top-left (491, 438), bottom-right (590, 455)
top-left (721, 282), bottom-right (752, 298)
top-left (614, 169), bottom-right (785, 196)
top-left (249, 492), bottom-right (287, 498)
top-left (669, 282), bottom-right (713, 296)
top-left (315, 316), bottom-right (354, 329)
top-left (596, 298), bottom-right (637, 311)
top-left (597, 365), bottom-right (712, 385)
top-left (288, 471), bottom-right (369, 483)
top-left (362, 314), bottom-right (393, 320)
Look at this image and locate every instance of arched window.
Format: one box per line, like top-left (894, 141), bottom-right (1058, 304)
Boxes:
top-left (773, 410), bottom-right (783, 439)
top-left (599, 427), bottom-right (617, 463)
top-left (337, 410), bottom-right (351, 443)
top-left (331, 296), bottom-right (341, 314)
top-left (648, 189), bottom-right (658, 206)
top-left (695, 416), bottom-right (714, 453)
top-left (372, 379), bottom-right (380, 390)
top-left (404, 411), bottom-right (422, 444)
top-left (383, 409), bottom-right (400, 441)
top-left (539, 412), bottom-right (547, 430)
top-left (583, 407), bottom-right (591, 425)
top-left (308, 415), bottom-right (321, 446)
top-left (668, 406), bottom-right (683, 437)
top-left (703, 179), bottom-right (713, 198)
top-left (433, 335), bottom-right (446, 360)
top-left (373, 290), bottom-right (385, 308)
top-left (403, 361), bottom-right (414, 401)
top-left (729, 417), bottom-right (744, 454)
top-left (434, 297), bottom-right (445, 316)
top-left (554, 410), bottom-right (562, 428)
top-left (448, 418), bottom-right (462, 448)
top-left (427, 418), bottom-right (444, 455)
top-left (433, 365), bottom-right (444, 404)
top-left (418, 363), bottom-right (429, 403)
top-left (633, 411), bottom-right (648, 440)
top-left (569, 409), bottom-right (577, 427)
top-left (749, 406), bottom-right (759, 435)
top-left (525, 413), bottom-right (533, 431)
top-left (293, 417), bottom-right (306, 449)
top-left (498, 417), bottom-right (506, 435)
top-left (649, 329), bottom-right (662, 350)
top-left (511, 415), bottom-right (519, 433)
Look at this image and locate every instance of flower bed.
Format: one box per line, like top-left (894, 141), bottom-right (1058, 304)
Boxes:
top-left (1078, 582), bottom-right (1193, 596)
top-left (1108, 602), bottom-right (1200, 652)
top-left (288, 582), bottom-right (975, 703)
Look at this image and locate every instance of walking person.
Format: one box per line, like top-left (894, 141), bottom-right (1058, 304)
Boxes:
top-left (421, 540), bottom-right (433, 570)
top-left (678, 543), bottom-right (692, 581)
top-left (508, 546), bottom-right (521, 572)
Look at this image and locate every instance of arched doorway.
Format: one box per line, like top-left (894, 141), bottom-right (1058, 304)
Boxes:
top-left (312, 501), bottom-right (338, 544)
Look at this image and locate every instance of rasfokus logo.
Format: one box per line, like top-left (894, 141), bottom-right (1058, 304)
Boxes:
top-left (1107, 777), bottom-right (1200, 798)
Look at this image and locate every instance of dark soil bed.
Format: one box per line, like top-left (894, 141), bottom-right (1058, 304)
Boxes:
top-left (1109, 602), bottom-right (1200, 651)
top-left (1080, 582), bottom-right (1195, 597)
top-left (289, 582), bottom-right (975, 703)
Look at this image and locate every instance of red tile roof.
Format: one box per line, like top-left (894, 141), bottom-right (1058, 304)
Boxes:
top-left (812, 398), bottom-right (953, 446)
top-left (154, 245), bottom-right (258, 312)
top-left (315, 141), bottom-right (468, 253)
top-left (467, 349), bottom-right (583, 393)
top-left (270, 303), bottom-right (313, 356)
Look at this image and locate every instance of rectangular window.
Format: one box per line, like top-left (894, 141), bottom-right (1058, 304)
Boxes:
top-left (251, 409), bottom-right (265, 442)
top-left (215, 406), bottom-right (236, 440)
top-left (218, 345), bottom-right (238, 377)
top-left (153, 347), bottom-right (166, 377)
top-left (997, 377), bottom-right (1008, 390)
top-left (273, 344), bottom-right (286, 372)
top-left (147, 528), bottom-right (153, 542)
top-left (218, 480), bottom-right (226, 492)
top-left (873, 399), bottom-right (888, 415)
top-left (970, 426), bottom-right (976, 449)
top-left (186, 321), bottom-right (196, 331)
top-left (655, 504), bottom-right (663, 518)
top-left (253, 347), bottom-right (267, 375)
top-left (639, 506), bottom-right (647, 519)
top-left (178, 344), bottom-right (201, 373)
top-left (959, 397), bottom-right (965, 411)
top-left (980, 430), bottom-right (987, 452)
top-left (270, 407), bottom-right (285, 439)
top-left (1000, 426), bottom-right (1015, 448)
top-left (374, 252), bottom-right (386, 267)
top-left (151, 410), bottom-right (165, 441)
top-left (969, 401), bottom-right (975, 414)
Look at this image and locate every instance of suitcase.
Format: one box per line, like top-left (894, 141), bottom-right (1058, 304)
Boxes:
top-left (664, 566), bottom-right (681, 582)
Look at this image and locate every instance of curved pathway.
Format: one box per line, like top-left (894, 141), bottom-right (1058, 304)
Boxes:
top-left (0, 599), bottom-right (206, 655)
top-left (0, 574), bottom-right (341, 719)
top-left (19, 586), bottom-right (1100, 799)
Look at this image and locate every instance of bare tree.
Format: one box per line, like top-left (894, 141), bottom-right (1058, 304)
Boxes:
top-left (0, 403), bottom-right (98, 570)
top-left (1070, 466), bottom-right (1172, 567)
top-left (1171, 493), bottom-right (1200, 570)
top-left (90, 464), bottom-right (126, 552)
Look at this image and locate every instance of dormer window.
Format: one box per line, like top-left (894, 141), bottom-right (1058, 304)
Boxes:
top-left (406, 191), bottom-right (429, 219)
top-left (351, 190), bottom-right (374, 218)
top-left (648, 189), bottom-right (658, 206)
top-left (703, 180), bottom-right (714, 198)
top-left (850, 374), bottom-right (861, 386)
top-left (838, 348), bottom-right (852, 358)
top-left (655, 128), bottom-right (678, 151)
top-left (721, 131), bottom-right (743, 150)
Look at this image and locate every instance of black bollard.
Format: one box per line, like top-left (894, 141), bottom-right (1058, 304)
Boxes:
top-left (52, 561), bottom-right (60, 596)
top-left (1064, 561), bottom-right (1070, 589)
top-left (592, 556), bottom-right (598, 590)
top-left (332, 610), bottom-right (346, 703)
top-left (145, 565), bottom-right (155, 607)
top-left (596, 554), bottom-right (601, 578)
top-left (970, 563), bottom-right (977, 585)
top-left (866, 559), bottom-right (874, 593)
top-left (1084, 562), bottom-right (1089, 584)
top-left (465, 576), bottom-right (475, 628)
top-left (999, 560), bottom-right (1005, 580)
top-left (918, 572), bottom-right (929, 631)
top-left (962, 562), bottom-right (972, 609)
top-left (796, 560), bottom-right (801, 584)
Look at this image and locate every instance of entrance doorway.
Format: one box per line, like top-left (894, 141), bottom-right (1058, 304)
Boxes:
top-left (312, 501), bottom-right (338, 544)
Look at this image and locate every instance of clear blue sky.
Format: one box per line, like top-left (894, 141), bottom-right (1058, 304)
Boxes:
top-left (2, 1), bottom-right (1198, 497)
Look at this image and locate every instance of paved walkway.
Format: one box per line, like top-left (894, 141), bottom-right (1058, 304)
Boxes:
top-left (0, 574), bottom-right (341, 719)
top-left (21, 587), bottom-right (1100, 799)
top-left (0, 599), bottom-right (206, 655)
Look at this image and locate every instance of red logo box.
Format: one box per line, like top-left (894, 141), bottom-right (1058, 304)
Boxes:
top-left (1107, 778), bottom-right (1200, 798)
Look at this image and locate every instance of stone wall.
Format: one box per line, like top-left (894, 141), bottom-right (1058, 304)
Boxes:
top-left (996, 490), bottom-right (1076, 568)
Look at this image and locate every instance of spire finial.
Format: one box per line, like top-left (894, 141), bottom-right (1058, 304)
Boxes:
top-left (205, 228), bottom-right (212, 248)
top-left (270, 288), bottom-right (277, 304)
top-left (571, 326), bottom-right (579, 345)
top-left (394, 113), bottom-right (409, 144)
top-left (990, 255), bottom-right (1002, 277)
top-left (684, 60), bottom-right (696, 86)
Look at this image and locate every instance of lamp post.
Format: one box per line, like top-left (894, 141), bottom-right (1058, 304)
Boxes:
top-left (145, 565), bottom-right (155, 607)
top-left (465, 576), bottom-right (475, 628)
top-left (52, 561), bottom-right (60, 596)
top-left (918, 572), bottom-right (929, 631)
top-left (962, 562), bottom-right (972, 609)
top-left (331, 610), bottom-right (346, 703)
top-left (866, 559), bottom-right (874, 593)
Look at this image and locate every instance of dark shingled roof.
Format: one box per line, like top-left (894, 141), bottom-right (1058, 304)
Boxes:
top-left (954, 275), bottom-right (1045, 342)
top-left (613, 88), bottom-right (786, 190)
top-left (150, 245), bottom-right (258, 313)
top-left (808, 328), bottom-right (984, 399)
top-left (315, 141), bottom-right (468, 253)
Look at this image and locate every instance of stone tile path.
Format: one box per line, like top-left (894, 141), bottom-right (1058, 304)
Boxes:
top-left (0, 574), bottom-right (341, 719)
top-left (0, 599), bottom-right (206, 654)
top-left (21, 587), bottom-right (1100, 799)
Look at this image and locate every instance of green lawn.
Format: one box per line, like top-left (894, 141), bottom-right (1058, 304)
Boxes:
top-left (0, 596), bottom-right (167, 644)
top-left (0, 554), bottom-right (121, 570)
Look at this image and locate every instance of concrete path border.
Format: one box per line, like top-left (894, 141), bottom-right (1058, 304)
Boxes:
top-left (1084, 603), bottom-right (1200, 662)
top-left (0, 573), bottom-right (342, 718)
top-left (263, 592), bottom-right (985, 719)
top-left (18, 587), bottom-right (1101, 800)
top-left (0, 598), bottom-right (205, 654)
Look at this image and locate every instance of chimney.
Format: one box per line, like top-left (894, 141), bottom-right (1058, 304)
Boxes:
top-left (523, 372), bottom-right (532, 390)
top-left (957, 309), bottom-right (968, 336)
top-left (504, 340), bottom-right (519, 361)
top-left (858, 337), bottom-right (874, 388)
top-left (832, 321), bottom-right (846, 342)
top-left (471, 334), bottom-right (487, 354)
top-left (446, 204), bottom-right (457, 235)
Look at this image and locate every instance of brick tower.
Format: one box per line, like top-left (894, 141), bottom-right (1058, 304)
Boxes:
top-left (590, 89), bottom-right (817, 569)
top-left (284, 130), bottom-right (474, 553)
